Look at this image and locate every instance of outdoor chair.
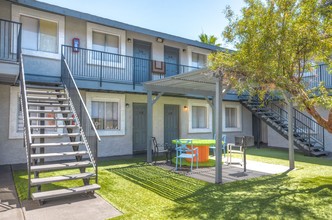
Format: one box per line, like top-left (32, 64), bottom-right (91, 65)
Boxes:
top-left (152, 137), bottom-right (170, 163)
top-left (175, 139), bottom-right (198, 172)
top-left (210, 134), bottom-right (227, 157)
top-left (226, 137), bottom-right (244, 165)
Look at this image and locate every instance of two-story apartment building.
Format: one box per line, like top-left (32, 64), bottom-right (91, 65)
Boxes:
top-left (0, 0), bottom-right (331, 167)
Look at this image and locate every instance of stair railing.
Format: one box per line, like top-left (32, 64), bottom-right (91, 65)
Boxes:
top-left (61, 54), bottom-right (101, 182)
top-left (19, 53), bottom-right (32, 199)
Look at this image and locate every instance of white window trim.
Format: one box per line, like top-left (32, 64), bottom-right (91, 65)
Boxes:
top-left (186, 46), bottom-right (209, 67)
top-left (188, 100), bottom-right (212, 133)
top-left (87, 22), bottom-right (126, 68)
top-left (223, 102), bottom-right (242, 132)
top-left (12, 5), bottom-right (65, 60)
top-left (86, 92), bottom-right (125, 136)
top-left (9, 87), bottom-right (23, 139)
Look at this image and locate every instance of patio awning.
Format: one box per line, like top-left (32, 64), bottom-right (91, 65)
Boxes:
top-left (144, 68), bottom-right (228, 97)
top-left (144, 68), bottom-right (231, 184)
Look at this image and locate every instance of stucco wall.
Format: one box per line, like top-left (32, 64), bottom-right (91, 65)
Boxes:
top-left (0, 85), bottom-right (25, 165)
top-left (0, 1), bottom-right (11, 20)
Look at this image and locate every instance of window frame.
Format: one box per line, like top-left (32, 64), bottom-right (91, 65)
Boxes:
top-left (87, 22), bottom-right (126, 68)
top-left (12, 5), bottom-right (65, 60)
top-left (188, 100), bottom-right (212, 133)
top-left (222, 102), bottom-right (242, 132)
top-left (86, 92), bottom-right (125, 136)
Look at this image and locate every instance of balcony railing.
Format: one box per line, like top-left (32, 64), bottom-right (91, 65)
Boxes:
top-left (302, 64), bottom-right (331, 89)
top-left (62, 45), bottom-right (200, 89)
top-left (0, 19), bottom-right (21, 62)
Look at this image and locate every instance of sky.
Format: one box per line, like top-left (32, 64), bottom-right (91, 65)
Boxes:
top-left (38, 0), bottom-right (246, 49)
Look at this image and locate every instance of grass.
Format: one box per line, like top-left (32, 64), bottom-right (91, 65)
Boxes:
top-left (13, 148), bottom-right (332, 220)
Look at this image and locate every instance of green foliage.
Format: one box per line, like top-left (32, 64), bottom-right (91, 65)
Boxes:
top-left (210, 0), bottom-right (332, 109)
top-left (198, 32), bottom-right (221, 47)
top-left (13, 150), bottom-right (332, 219)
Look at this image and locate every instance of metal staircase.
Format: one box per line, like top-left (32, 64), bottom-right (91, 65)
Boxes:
top-left (19, 54), bottom-right (100, 203)
top-left (241, 97), bottom-right (328, 156)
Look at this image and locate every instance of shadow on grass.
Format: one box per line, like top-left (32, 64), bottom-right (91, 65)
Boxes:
top-left (107, 163), bottom-right (332, 219)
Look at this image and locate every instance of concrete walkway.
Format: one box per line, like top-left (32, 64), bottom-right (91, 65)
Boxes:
top-left (0, 165), bottom-right (122, 220)
top-left (156, 158), bottom-right (290, 183)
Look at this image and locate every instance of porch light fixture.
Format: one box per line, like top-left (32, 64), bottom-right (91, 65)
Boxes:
top-left (126, 103), bottom-right (130, 108)
top-left (183, 106), bottom-right (188, 111)
top-left (127, 38), bottom-right (132, 43)
top-left (156, 37), bottom-right (164, 43)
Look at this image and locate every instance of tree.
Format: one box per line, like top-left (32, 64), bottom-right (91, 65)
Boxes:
top-left (209, 0), bottom-right (332, 132)
top-left (199, 33), bottom-right (221, 47)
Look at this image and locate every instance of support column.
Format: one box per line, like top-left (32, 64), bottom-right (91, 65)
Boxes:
top-left (215, 76), bottom-right (223, 183)
top-left (147, 91), bottom-right (153, 163)
top-left (287, 101), bottom-right (295, 169)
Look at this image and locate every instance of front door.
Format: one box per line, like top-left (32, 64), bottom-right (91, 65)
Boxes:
top-left (164, 46), bottom-right (179, 77)
top-left (164, 105), bottom-right (179, 149)
top-left (133, 40), bottom-right (151, 83)
top-left (133, 103), bottom-right (147, 153)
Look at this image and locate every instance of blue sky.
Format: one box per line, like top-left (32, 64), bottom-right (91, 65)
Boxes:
top-left (38, 0), bottom-right (245, 48)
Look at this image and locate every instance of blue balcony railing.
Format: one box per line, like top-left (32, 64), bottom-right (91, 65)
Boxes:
top-left (0, 19), bottom-right (21, 62)
top-left (302, 64), bottom-right (331, 89)
top-left (62, 45), bottom-right (200, 89)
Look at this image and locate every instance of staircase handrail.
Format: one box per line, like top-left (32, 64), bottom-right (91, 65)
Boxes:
top-left (19, 53), bottom-right (32, 198)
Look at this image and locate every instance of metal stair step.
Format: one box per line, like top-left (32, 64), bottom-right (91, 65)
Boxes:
top-left (26, 84), bottom-right (64, 90)
top-left (310, 146), bottom-right (324, 151)
top-left (30, 172), bottom-right (95, 186)
top-left (27, 90), bottom-right (66, 95)
top-left (30, 125), bottom-right (78, 129)
top-left (311, 151), bottom-right (329, 156)
top-left (28, 109), bottom-right (72, 114)
top-left (31, 141), bottom-right (84, 147)
top-left (28, 103), bottom-right (70, 107)
top-left (31, 151), bottom-right (88, 159)
top-left (30, 160), bottom-right (92, 172)
top-left (27, 96), bottom-right (69, 101)
top-left (29, 117), bottom-right (74, 121)
top-left (31, 133), bottom-right (81, 138)
top-left (31, 184), bottom-right (100, 201)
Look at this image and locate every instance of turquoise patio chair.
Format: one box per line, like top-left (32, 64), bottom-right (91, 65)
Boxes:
top-left (175, 139), bottom-right (198, 172)
top-left (210, 134), bottom-right (227, 157)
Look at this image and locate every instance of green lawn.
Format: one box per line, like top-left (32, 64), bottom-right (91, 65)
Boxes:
top-left (13, 148), bottom-right (332, 219)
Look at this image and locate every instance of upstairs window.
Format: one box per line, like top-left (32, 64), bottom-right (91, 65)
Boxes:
top-left (192, 52), bottom-right (206, 68)
top-left (21, 16), bottom-right (58, 53)
top-left (92, 31), bottom-right (119, 54)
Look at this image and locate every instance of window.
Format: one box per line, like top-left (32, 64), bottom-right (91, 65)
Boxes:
top-left (12, 5), bottom-right (65, 59)
top-left (86, 92), bottom-right (125, 136)
top-left (188, 100), bottom-right (212, 133)
top-left (192, 52), bottom-right (206, 68)
top-left (92, 101), bottom-right (119, 130)
top-left (225, 107), bottom-right (237, 128)
top-left (21, 16), bottom-right (58, 53)
top-left (223, 103), bottom-right (242, 132)
top-left (192, 106), bottom-right (207, 128)
top-left (87, 22), bottom-right (126, 67)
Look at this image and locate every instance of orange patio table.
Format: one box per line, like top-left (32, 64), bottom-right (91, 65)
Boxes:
top-left (172, 139), bottom-right (216, 163)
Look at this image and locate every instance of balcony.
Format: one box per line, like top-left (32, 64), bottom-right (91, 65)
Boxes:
top-left (0, 19), bottom-right (21, 84)
top-left (302, 64), bottom-right (332, 89)
top-left (62, 45), bottom-right (200, 92)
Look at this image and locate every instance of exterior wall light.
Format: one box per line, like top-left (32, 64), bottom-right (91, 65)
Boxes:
top-left (183, 106), bottom-right (188, 111)
top-left (156, 37), bottom-right (164, 43)
top-left (127, 38), bottom-right (132, 43)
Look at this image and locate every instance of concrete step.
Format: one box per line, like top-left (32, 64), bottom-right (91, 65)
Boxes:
top-left (31, 133), bottom-right (80, 138)
top-left (31, 141), bottom-right (84, 148)
top-left (28, 109), bottom-right (72, 114)
top-left (30, 172), bottom-right (95, 186)
top-left (28, 102), bottom-right (70, 107)
top-left (30, 125), bottom-right (78, 129)
top-left (31, 151), bottom-right (88, 159)
top-left (31, 160), bottom-right (92, 172)
top-left (31, 184), bottom-right (100, 201)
